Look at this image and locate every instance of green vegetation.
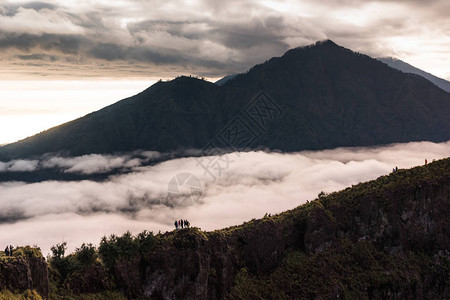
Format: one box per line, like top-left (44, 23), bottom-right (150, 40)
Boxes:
top-left (48, 241), bottom-right (117, 299)
top-left (228, 240), bottom-right (448, 299)
top-left (0, 245), bottom-right (43, 269)
top-left (48, 242), bottom-right (76, 282)
top-left (47, 230), bottom-right (158, 299)
top-left (0, 289), bottom-right (42, 300)
top-left (98, 230), bottom-right (156, 271)
top-left (47, 290), bottom-right (126, 300)
top-left (0, 246), bottom-right (43, 260)
top-left (13, 246), bottom-right (43, 258)
top-left (224, 158), bottom-right (450, 299)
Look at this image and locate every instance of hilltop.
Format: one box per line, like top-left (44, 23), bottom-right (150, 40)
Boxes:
top-left (2, 157), bottom-right (449, 299)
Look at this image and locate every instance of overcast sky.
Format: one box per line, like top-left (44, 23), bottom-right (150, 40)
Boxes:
top-left (0, 0), bottom-right (449, 80)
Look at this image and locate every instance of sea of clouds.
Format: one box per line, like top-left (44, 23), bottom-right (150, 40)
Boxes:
top-left (0, 140), bottom-right (449, 255)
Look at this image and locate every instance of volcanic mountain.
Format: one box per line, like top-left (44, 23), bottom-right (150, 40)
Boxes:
top-left (1, 40), bottom-right (450, 161)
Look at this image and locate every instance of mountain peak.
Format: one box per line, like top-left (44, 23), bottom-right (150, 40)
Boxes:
top-left (279, 39), bottom-right (353, 61)
top-left (314, 39), bottom-right (338, 46)
top-left (290, 39), bottom-right (339, 51)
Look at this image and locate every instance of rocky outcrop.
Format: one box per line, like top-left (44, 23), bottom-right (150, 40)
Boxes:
top-left (0, 255), bottom-right (48, 299)
top-left (304, 177), bottom-right (450, 255)
top-left (140, 221), bottom-right (302, 299)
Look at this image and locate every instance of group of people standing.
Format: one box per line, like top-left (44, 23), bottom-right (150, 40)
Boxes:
top-left (174, 219), bottom-right (190, 230)
top-left (4, 245), bottom-right (14, 256)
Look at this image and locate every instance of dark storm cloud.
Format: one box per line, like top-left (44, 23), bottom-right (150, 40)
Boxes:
top-left (17, 53), bottom-right (57, 61)
top-left (128, 15), bottom-right (289, 51)
top-left (0, 31), bottom-right (86, 54)
top-left (211, 16), bottom-right (288, 50)
top-left (89, 43), bottom-right (126, 61)
top-left (22, 2), bottom-right (58, 11)
top-left (0, 1), bottom-right (58, 16)
top-left (0, 0), bottom-right (448, 79)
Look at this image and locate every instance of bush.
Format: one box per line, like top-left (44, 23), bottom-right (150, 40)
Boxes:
top-left (6, 246), bottom-right (43, 258)
top-left (51, 242), bottom-right (67, 259)
top-left (49, 242), bottom-right (77, 282)
top-left (0, 289), bottom-right (43, 299)
top-left (98, 230), bottom-right (156, 271)
top-left (136, 230), bottom-right (156, 257)
top-left (75, 243), bottom-right (97, 266)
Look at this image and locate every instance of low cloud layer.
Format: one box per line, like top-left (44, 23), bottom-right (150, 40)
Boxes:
top-left (0, 140), bottom-right (449, 255)
top-left (0, 159), bottom-right (39, 172)
top-left (0, 0), bottom-right (448, 79)
top-left (0, 151), bottom-right (162, 174)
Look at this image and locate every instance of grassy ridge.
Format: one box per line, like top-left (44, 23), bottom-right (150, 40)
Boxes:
top-left (2, 157), bottom-right (449, 298)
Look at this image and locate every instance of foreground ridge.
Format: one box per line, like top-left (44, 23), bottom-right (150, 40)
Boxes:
top-left (1, 158), bottom-right (449, 299)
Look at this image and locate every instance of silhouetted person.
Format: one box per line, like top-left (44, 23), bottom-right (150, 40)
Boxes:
top-left (174, 220), bottom-right (179, 230)
top-left (425, 159), bottom-right (428, 164)
top-left (9, 245), bottom-right (13, 256)
top-left (4, 246), bottom-right (9, 257)
top-left (180, 219), bottom-right (184, 229)
top-left (395, 166), bottom-right (398, 172)
top-left (184, 219), bottom-right (189, 228)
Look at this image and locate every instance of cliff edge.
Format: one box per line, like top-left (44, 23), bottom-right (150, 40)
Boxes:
top-left (105, 158), bottom-right (449, 299)
top-left (0, 246), bottom-right (48, 299)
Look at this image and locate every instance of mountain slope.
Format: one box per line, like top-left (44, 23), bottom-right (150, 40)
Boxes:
top-left (1, 77), bottom-right (224, 159)
top-left (139, 158), bottom-right (449, 299)
top-left (378, 57), bottom-right (450, 93)
top-left (34, 157), bottom-right (450, 299)
top-left (2, 40), bottom-right (450, 161)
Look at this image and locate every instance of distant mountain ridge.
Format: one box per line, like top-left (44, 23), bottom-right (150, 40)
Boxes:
top-left (378, 57), bottom-right (450, 93)
top-left (215, 74), bottom-right (238, 86)
top-left (1, 40), bottom-right (450, 161)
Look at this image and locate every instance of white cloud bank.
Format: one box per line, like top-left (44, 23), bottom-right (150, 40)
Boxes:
top-left (0, 151), bottom-right (162, 174)
top-left (0, 140), bottom-right (449, 255)
top-left (0, 159), bottom-right (39, 172)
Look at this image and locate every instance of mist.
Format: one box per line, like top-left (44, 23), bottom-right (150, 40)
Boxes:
top-left (0, 140), bottom-right (448, 255)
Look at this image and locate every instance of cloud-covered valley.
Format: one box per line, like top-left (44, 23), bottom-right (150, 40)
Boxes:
top-left (0, 140), bottom-right (449, 255)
